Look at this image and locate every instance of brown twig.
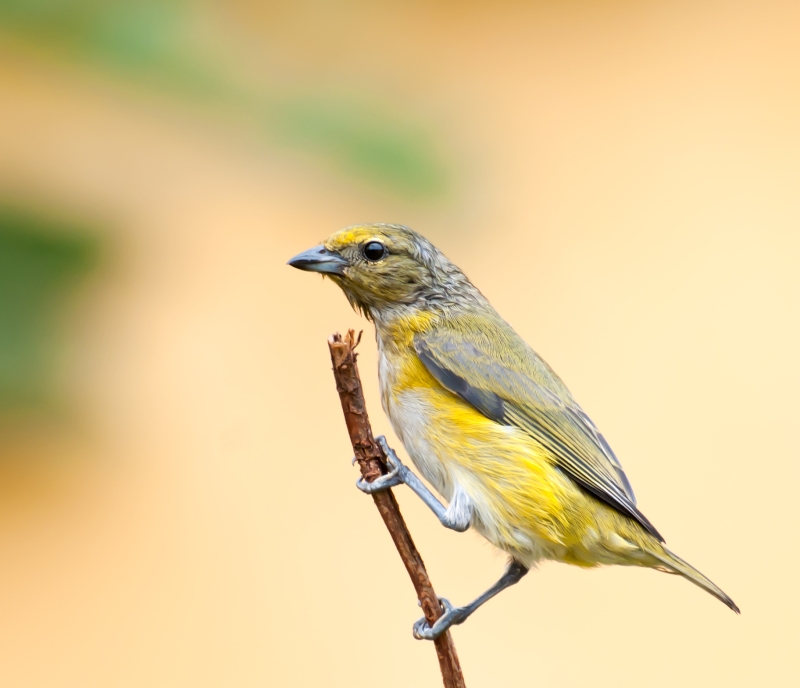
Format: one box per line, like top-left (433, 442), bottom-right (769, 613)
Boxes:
top-left (328, 330), bottom-right (466, 688)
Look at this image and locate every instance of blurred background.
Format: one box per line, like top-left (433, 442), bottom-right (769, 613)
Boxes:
top-left (0, 1), bottom-right (798, 686)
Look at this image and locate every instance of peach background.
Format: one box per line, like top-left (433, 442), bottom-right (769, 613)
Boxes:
top-left (0, 2), bottom-right (798, 686)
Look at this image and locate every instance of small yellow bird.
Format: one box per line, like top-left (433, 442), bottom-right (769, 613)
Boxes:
top-left (289, 223), bottom-right (739, 639)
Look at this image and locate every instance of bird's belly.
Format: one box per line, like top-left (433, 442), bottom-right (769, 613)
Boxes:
top-left (384, 385), bottom-right (587, 563)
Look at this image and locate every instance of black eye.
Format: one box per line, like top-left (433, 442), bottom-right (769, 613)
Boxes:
top-left (363, 241), bottom-right (386, 262)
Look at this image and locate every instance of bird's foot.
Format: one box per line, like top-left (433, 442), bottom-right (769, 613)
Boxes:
top-left (412, 598), bottom-right (469, 641)
top-left (355, 436), bottom-right (410, 494)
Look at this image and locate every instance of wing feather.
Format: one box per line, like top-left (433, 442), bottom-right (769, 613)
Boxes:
top-left (414, 324), bottom-right (663, 542)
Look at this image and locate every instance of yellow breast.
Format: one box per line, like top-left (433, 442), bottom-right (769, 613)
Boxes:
top-left (376, 317), bottom-right (584, 555)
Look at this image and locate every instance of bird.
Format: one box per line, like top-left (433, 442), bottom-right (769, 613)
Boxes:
top-left (288, 223), bottom-right (739, 639)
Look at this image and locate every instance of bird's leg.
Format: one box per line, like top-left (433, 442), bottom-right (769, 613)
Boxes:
top-left (413, 560), bottom-right (529, 641)
top-left (356, 436), bottom-right (472, 532)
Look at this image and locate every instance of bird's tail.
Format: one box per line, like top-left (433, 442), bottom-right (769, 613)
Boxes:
top-left (643, 545), bottom-right (740, 614)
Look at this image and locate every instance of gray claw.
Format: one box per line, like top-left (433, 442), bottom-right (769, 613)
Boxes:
top-left (356, 469), bottom-right (403, 494)
top-left (412, 617), bottom-right (431, 640)
top-left (355, 437), bottom-right (409, 494)
top-left (412, 598), bottom-right (466, 641)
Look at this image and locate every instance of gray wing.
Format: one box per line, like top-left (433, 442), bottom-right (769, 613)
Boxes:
top-left (415, 325), bottom-right (663, 541)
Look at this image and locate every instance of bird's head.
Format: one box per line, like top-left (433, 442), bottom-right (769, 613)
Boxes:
top-left (288, 224), bottom-right (479, 320)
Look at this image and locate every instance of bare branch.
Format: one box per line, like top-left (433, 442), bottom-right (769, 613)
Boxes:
top-left (328, 330), bottom-right (466, 688)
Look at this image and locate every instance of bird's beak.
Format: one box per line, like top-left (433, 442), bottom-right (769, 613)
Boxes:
top-left (287, 245), bottom-right (348, 276)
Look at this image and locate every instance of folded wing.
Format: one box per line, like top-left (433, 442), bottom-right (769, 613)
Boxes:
top-left (414, 319), bottom-right (663, 542)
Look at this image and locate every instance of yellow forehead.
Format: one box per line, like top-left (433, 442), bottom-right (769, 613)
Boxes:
top-left (325, 225), bottom-right (386, 250)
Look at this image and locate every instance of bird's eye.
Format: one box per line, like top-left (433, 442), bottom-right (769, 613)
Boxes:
top-left (363, 241), bottom-right (386, 262)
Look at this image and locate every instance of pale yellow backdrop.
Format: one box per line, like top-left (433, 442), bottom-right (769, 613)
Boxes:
top-left (0, 2), bottom-right (797, 687)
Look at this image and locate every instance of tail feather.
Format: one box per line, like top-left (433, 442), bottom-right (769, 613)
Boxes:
top-left (645, 546), bottom-right (740, 614)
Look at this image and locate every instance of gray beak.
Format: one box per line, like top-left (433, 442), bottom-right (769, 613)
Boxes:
top-left (287, 245), bottom-right (348, 276)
